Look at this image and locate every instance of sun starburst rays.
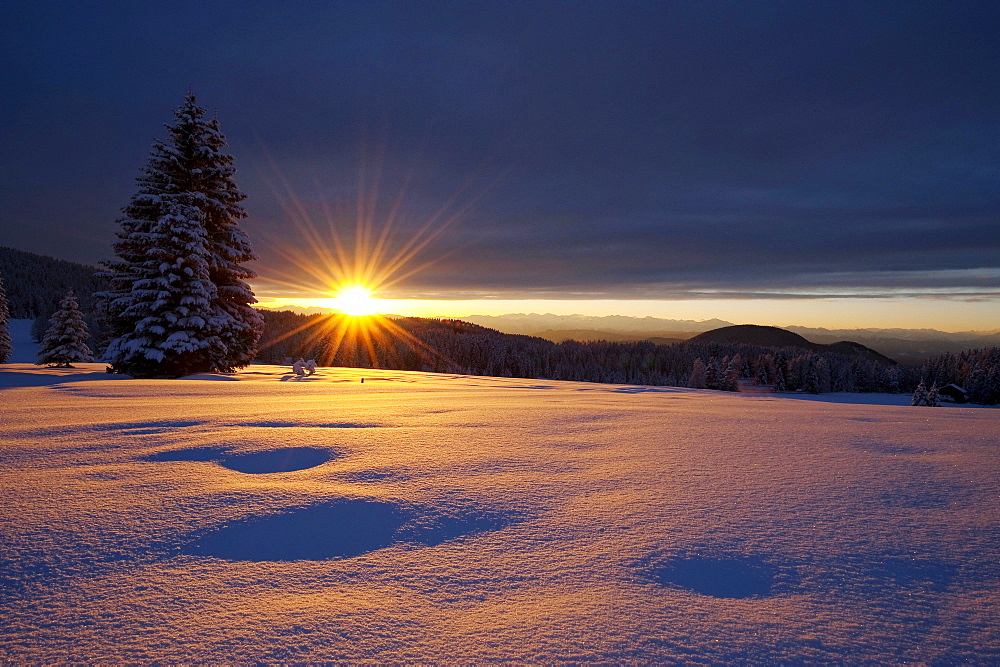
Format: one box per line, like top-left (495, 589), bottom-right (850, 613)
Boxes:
top-left (252, 149), bottom-right (497, 371)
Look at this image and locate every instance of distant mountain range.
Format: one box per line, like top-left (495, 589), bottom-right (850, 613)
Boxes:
top-left (462, 313), bottom-right (734, 335)
top-left (463, 314), bottom-right (1000, 363)
top-left (3, 246), bottom-right (997, 363)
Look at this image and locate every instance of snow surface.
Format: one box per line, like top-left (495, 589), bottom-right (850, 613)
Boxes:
top-left (6, 319), bottom-right (39, 363)
top-left (1, 363), bottom-right (998, 662)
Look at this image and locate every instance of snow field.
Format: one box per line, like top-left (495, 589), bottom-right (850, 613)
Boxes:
top-left (0, 363), bottom-right (997, 661)
top-left (5, 319), bottom-right (38, 364)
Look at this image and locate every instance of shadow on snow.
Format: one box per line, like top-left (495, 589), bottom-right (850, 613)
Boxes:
top-left (145, 446), bottom-right (336, 473)
top-left (182, 499), bottom-right (516, 561)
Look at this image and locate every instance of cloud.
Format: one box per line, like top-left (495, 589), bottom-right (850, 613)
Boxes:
top-left (1, 1), bottom-right (998, 305)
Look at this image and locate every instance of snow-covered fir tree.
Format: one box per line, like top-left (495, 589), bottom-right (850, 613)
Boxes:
top-left (803, 364), bottom-right (821, 394)
top-left (773, 364), bottom-right (787, 392)
top-left (36, 291), bottom-right (93, 367)
top-left (704, 358), bottom-right (721, 390)
top-left (103, 201), bottom-right (226, 377)
top-left (911, 379), bottom-right (929, 406)
top-left (721, 358), bottom-right (740, 392)
top-left (815, 357), bottom-right (832, 393)
top-left (978, 368), bottom-right (1000, 405)
top-left (925, 382), bottom-right (941, 407)
top-left (101, 93), bottom-right (262, 376)
top-left (0, 277), bottom-right (12, 363)
top-left (689, 357), bottom-right (707, 388)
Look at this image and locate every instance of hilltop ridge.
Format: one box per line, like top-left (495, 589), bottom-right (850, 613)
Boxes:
top-left (688, 324), bottom-right (897, 364)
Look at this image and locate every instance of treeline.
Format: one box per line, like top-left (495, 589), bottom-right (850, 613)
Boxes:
top-left (3, 258), bottom-right (997, 403)
top-left (0, 246), bottom-right (109, 319)
top-left (257, 311), bottom-right (994, 398)
top-left (917, 347), bottom-right (1000, 404)
top-left (0, 246), bottom-right (112, 349)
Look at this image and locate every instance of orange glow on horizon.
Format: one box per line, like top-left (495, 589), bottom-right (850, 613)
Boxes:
top-left (253, 139), bottom-right (495, 321)
top-left (252, 295), bottom-right (1000, 333)
top-left (251, 145), bottom-right (498, 368)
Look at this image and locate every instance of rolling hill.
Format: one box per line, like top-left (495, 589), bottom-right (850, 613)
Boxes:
top-left (689, 324), bottom-right (897, 364)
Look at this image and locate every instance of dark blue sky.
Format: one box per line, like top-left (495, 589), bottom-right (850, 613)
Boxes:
top-left (2, 1), bottom-right (998, 311)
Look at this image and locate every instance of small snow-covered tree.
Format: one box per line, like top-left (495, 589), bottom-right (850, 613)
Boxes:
top-left (101, 92), bottom-right (262, 376)
top-left (689, 357), bottom-right (707, 388)
top-left (722, 361), bottom-right (740, 392)
top-left (36, 291), bottom-right (94, 367)
top-left (773, 364), bottom-right (787, 392)
top-left (0, 277), bottom-right (11, 363)
top-left (755, 363), bottom-right (770, 387)
top-left (885, 366), bottom-right (901, 393)
top-left (925, 382), bottom-right (941, 407)
top-left (705, 358), bottom-right (721, 390)
top-left (803, 364), bottom-right (821, 394)
top-left (911, 379), bottom-right (929, 406)
top-left (815, 357), bottom-right (832, 393)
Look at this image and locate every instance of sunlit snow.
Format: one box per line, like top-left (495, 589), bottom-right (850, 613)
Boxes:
top-left (1, 362), bottom-right (997, 661)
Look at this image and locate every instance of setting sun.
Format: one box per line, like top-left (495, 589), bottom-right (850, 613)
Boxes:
top-left (331, 285), bottom-right (379, 316)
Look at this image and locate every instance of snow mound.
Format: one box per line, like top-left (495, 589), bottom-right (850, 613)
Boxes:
top-left (182, 499), bottom-right (516, 561)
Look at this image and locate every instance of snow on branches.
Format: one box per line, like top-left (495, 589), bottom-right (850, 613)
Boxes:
top-left (100, 93), bottom-right (261, 377)
top-left (36, 290), bottom-right (93, 367)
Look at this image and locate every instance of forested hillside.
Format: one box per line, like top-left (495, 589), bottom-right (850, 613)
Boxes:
top-left (689, 324), bottom-right (897, 365)
top-left (256, 310), bottom-right (969, 397)
top-left (918, 347), bottom-right (1000, 404)
top-left (0, 246), bottom-right (108, 318)
top-left (462, 314), bottom-right (1000, 362)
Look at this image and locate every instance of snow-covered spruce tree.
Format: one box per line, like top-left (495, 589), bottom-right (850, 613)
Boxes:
top-left (773, 364), bottom-right (787, 392)
top-left (722, 361), bottom-right (740, 392)
top-left (0, 277), bottom-right (12, 363)
top-left (103, 201), bottom-right (226, 377)
top-left (925, 382), bottom-right (941, 407)
top-left (36, 291), bottom-right (93, 367)
top-left (101, 93), bottom-right (262, 376)
top-left (910, 379), bottom-right (929, 406)
top-left (976, 367), bottom-right (1000, 405)
top-left (704, 358), bottom-right (721, 390)
top-left (689, 357), bottom-right (707, 388)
